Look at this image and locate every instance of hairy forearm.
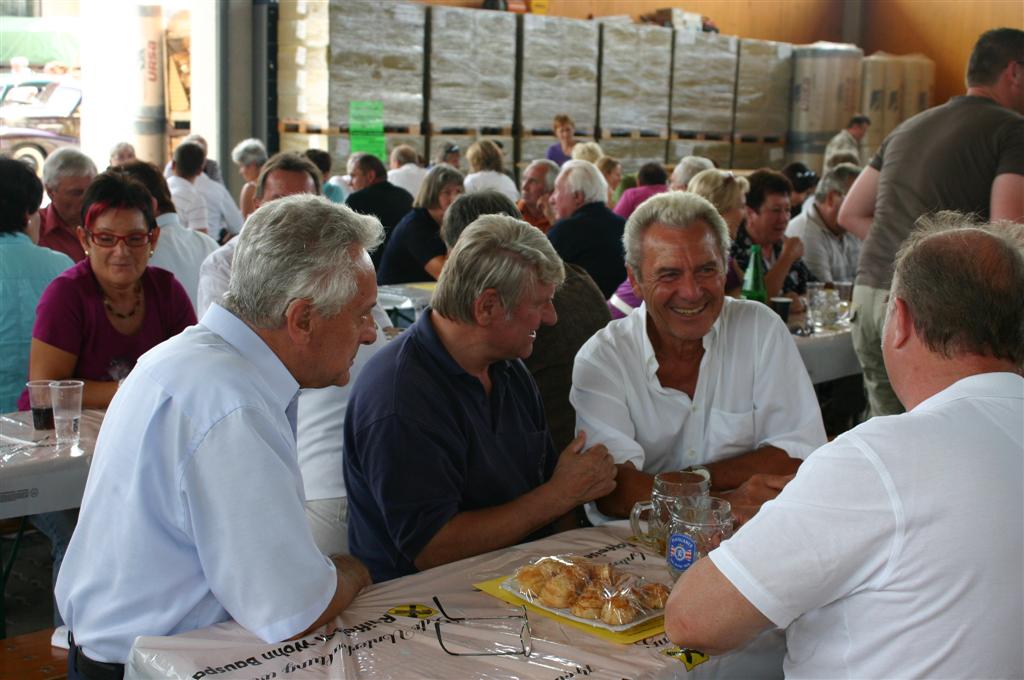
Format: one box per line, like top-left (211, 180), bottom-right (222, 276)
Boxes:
top-left (414, 482), bottom-right (573, 571)
top-left (705, 446), bottom-right (800, 492)
top-left (297, 555), bottom-right (371, 637)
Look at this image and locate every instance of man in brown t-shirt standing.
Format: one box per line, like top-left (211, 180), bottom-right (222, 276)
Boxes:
top-left (839, 28), bottom-right (1024, 417)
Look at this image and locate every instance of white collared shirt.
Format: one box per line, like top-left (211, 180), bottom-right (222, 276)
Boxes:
top-left (55, 304), bottom-right (337, 663)
top-left (785, 201), bottom-right (860, 283)
top-left (195, 172), bottom-right (244, 237)
top-left (166, 175), bottom-right (210, 233)
top-left (463, 170), bottom-right (520, 202)
top-left (712, 372), bottom-right (1024, 678)
top-left (572, 297), bottom-right (825, 475)
top-left (149, 212), bottom-right (219, 311)
top-left (387, 163), bottom-right (428, 200)
top-left (196, 237), bottom-right (236, 318)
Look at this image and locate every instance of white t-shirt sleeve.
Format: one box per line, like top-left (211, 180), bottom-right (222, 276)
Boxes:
top-left (752, 313), bottom-right (827, 459)
top-left (710, 439), bottom-right (900, 628)
top-left (182, 407), bottom-right (337, 643)
top-left (571, 342), bottom-right (646, 469)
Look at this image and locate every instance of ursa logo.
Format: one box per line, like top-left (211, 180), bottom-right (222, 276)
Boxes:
top-left (668, 533), bottom-right (697, 571)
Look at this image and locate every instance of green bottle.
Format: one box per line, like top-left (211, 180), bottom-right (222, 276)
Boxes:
top-left (741, 244), bottom-right (767, 303)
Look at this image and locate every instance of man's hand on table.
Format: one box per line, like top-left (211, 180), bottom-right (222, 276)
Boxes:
top-left (333, 554), bottom-right (372, 593)
top-left (548, 431), bottom-right (617, 507)
top-left (721, 473), bottom-right (794, 526)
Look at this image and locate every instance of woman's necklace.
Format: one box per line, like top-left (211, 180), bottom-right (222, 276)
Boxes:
top-left (104, 284), bottom-right (143, 320)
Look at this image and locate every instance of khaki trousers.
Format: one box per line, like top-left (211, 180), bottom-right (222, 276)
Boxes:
top-left (851, 284), bottom-right (905, 417)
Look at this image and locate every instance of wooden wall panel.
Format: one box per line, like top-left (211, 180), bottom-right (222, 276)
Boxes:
top-left (413, 0), bottom-right (844, 45)
top-left (861, 0), bottom-right (1023, 106)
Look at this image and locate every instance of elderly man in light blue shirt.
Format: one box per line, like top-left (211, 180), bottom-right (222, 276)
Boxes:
top-left (55, 195), bottom-right (382, 677)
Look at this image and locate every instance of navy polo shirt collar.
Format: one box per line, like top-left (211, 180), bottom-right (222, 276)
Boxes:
top-left (410, 308), bottom-right (512, 382)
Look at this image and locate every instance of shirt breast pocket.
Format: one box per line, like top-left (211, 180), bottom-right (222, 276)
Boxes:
top-left (705, 408), bottom-right (756, 461)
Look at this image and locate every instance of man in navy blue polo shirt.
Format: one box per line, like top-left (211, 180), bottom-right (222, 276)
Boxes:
top-left (344, 215), bottom-right (618, 582)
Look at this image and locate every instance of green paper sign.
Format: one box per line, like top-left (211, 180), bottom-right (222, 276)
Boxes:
top-left (349, 100), bottom-right (386, 162)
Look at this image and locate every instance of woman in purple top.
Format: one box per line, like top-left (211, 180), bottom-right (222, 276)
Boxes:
top-left (613, 162), bottom-right (669, 220)
top-left (22, 171), bottom-right (196, 409)
top-left (545, 113), bottom-right (577, 167)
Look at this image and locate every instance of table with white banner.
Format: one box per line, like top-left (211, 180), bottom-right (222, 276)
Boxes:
top-left (0, 409), bottom-right (103, 520)
top-left (792, 324), bottom-right (861, 385)
top-left (127, 526), bottom-right (785, 679)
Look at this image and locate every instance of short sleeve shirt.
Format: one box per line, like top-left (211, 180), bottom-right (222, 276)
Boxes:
top-left (376, 208), bottom-right (446, 285)
top-left (344, 310), bottom-right (558, 582)
top-left (859, 96), bottom-right (1024, 289)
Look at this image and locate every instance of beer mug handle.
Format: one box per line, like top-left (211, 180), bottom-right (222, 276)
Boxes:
top-left (630, 500), bottom-right (654, 543)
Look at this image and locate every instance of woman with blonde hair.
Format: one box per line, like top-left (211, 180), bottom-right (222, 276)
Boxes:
top-left (463, 139), bottom-right (518, 202)
top-left (571, 141), bottom-right (603, 164)
top-left (595, 155), bottom-right (623, 207)
top-left (687, 168), bottom-right (750, 295)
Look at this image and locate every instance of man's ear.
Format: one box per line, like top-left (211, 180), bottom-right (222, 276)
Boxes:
top-left (626, 264), bottom-right (644, 301)
top-left (472, 288), bottom-right (502, 327)
top-left (284, 298), bottom-right (315, 345)
top-left (889, 296), bottom-right (913, 350)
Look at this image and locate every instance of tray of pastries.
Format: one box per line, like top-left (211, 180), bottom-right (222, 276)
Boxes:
top-left (501, 554), bottom-right (672, 632)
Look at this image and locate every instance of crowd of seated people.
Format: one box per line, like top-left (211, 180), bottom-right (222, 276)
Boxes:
top-left (1, 26), bottom-right (1021, 680)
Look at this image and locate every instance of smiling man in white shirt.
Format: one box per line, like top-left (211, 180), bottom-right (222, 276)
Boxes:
top-left (665, 215), bottom-right (1024, 678)
top-left (571, 191), bottom-right (826, 523)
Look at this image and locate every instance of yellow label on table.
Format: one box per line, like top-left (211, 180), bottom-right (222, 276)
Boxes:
top-left (662, 646), bottom-right (710, 670)
top-left (474, 576), bottom-right (665, 645)
top-left (386, 603), bottom-right (436, 619)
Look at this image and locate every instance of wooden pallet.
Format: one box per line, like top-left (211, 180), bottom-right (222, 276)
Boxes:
top-left (732, 133), bottom-right (785, 144)
top-left (428, 124), bottom-right (513, 137)
top-left (518, 127), bottom-right (595, 138)
top-left (278, 119), bottom-right (421, 136)
top-left (670, 130), bottom-right (730, 141)
top-left (600, 128), bottom-right (669, 140)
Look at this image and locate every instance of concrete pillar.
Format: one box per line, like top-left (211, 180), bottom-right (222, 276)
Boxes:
top-left (79, 0), bottom-right (166, 168)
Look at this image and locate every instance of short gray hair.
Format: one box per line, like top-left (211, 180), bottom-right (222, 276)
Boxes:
top-left (889, 212), bottom-right (1024, 365)
top-left (524, 159), bottom-right (560, 193)
top-left (814, 163), bottom-right (861, 203)
top-left (670, 156), bottom-right (714, 189)
top-left (43, 147), bottom-right (97, 189)
top-left (441, 190), bottom-right (521, 249)
top-left (624, 191), bottom-right (731, 275)
top-left (432, 215), bottom-right (565, 324)
top-left (182, 133), bottom-right (208, 152)
top-left (231, 138), bottom-right (268, 167)
top-left (223, 195), bottom-right (384, 329)
top-left (390, 144), bottom-right (419, 167)
top-left (108, 141), bottom-right (135, 160)
top-left (557, 160), bottom-right (607, 205)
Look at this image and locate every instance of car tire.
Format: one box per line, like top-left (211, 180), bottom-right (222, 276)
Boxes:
top-left (13, 144), bottom-right (47, 176)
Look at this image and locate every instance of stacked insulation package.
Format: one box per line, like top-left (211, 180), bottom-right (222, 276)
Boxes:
top-left (518, 13), bottom-right (599, 166)
top-left (278, 0), bottom-right (329, 129)
top-left (597, 21), bottom-right (672, 173)
top-left (428, 6), bottom-right (516, 171)
top-left (788, 41), bottom-right (863, 173)
top-left (899, 54), bottom-right (935, 122)
top-left (668, 31), bottom-right (737, 169)
top-left (733, 39), bottom-right (792, 169)
top-left (860, 52), bottom-right (904, 160)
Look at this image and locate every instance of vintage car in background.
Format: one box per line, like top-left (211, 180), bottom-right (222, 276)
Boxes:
top-left (0, 74), bottom-right (82, 174)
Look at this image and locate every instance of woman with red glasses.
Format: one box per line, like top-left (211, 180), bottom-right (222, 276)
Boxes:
top-left (20, 171), bottom-right (196, 409)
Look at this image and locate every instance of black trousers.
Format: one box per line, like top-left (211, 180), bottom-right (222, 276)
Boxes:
top-left (67, 632), bottom-right (125, 680)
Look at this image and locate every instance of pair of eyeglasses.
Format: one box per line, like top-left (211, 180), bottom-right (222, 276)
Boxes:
top-left (85, 229), bottom-right (152, 248)
top-left (432, 596), bottom-right (532, 658)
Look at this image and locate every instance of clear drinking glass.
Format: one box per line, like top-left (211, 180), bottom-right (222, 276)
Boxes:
top-left (630, 469), bottom-right (711, 554)
top-left (49, 380), bottom-right (84, 447)
top-left (666, 496), bottom-right (734, 580)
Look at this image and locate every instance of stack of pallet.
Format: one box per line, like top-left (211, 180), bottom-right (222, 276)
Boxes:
top-left (598, 20), bottom-right (672, 172)
top-left (668, 31), bottom-right (737, 169)
top-left (518, 13), bottom-right (599, 167)
top-left (732, 38), bottom-right (792, 169)
top-left (277, 1), bottom-right (329, 131)
top-left (860, 52), bottom-right (904, 160)
top-left (428, 6), bottom-right (516, 171)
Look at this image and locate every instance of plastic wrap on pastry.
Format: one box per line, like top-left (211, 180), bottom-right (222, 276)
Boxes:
top-left (508, 554), bottom-right (671, 631)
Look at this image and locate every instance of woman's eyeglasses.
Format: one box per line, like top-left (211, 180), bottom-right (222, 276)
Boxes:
top-left (85, 230), bottom-right (153, 248)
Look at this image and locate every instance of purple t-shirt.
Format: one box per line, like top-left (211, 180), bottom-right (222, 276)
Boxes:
top-left (18, 259), bottom-right (196, 408)
top-left (546, 142), bottom-right (572, 167)
top-left (612, 184), bottom-right (668, 220)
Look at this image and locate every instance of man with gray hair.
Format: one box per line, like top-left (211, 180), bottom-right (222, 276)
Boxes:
top-left (548, 159), bottom-right (627, 297)
top-left (344, 216), bottom-right (617, 582)
top-left (665, 216), bottom-right (1024, 677)
top-left (572, 191), bottom-right (825, 525)
top-left (669, 155), bottom-right (714, 191)
top-left (784, 163), bottom-right (861, 283)
top-left (38, 146), bottom-right (97, 261)
top-left (518, 158), bottom-right (559, 233)
top-left (56, 195), bottom-right (379, 675)
top-left (387, 143), bottom-right (427, 198)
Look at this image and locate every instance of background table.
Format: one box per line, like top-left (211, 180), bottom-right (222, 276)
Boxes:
top-left (792, 323), bottom-right (861, 385)
top-left (127, 526), bottom-right (784, 679)
top-left (0, 410), bottom-right (102, 520)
